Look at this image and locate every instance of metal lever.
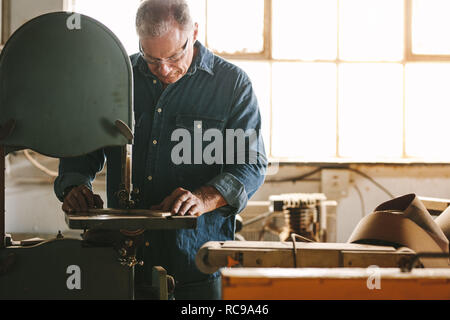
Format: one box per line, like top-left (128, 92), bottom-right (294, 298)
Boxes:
top-left (115, 120), bottom-right (133, 142)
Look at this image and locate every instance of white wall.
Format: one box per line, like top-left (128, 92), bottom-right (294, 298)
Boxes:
top-left (5, 153), bottom-right (106, 239)
top-left (9, 0), bottom-right (65, 35)
top-left (250, 164), bottom-right (450, 242)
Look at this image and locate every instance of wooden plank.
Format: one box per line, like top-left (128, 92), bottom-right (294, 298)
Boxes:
top-left (86, 208), bottom-right (171, 217)
top-left (418, 196), bottom-right (450, 212)
top-left (220, 240), bottom-right (397, 252)
top-left (198, 244), bottom-right (415, 273)
top-left (221, 268), bottom-right (450, 300)
top-left (342, 250), bottom-right (415, 268)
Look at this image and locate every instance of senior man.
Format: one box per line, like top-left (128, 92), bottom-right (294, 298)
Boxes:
top-left (54, 0), bottom-right (267, 300)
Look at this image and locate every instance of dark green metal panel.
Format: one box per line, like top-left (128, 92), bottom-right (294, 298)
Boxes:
top-left (0, 12), bottom-right (133, 157)
top-left (0, 238), bottom-right (133, 299)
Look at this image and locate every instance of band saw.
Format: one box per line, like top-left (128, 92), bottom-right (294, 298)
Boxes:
top-left (0, 12), bottom-right (196, 300)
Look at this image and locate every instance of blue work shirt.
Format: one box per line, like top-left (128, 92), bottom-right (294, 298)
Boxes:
top-left (54, 41), bottom-right (267, 286)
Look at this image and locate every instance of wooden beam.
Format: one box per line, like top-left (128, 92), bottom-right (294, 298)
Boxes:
top-left (1, 0), bottom-right (10, 46)
top-left (419, 196), bottom-right (450, 213)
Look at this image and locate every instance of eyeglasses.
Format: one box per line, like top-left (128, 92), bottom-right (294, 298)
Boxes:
top-left (139, 37), bottom-right (190, 66)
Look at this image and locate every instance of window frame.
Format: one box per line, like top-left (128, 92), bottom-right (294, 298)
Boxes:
top-left (204, 0), bottom-right (271, 59)
top-left (1, 0), bottom-right (10, 49)
top-left (405, 0), bottom-right (450, 62)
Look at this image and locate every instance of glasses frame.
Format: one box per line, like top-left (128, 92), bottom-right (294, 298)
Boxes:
top-left (139, 37), bottom-right (190, 66)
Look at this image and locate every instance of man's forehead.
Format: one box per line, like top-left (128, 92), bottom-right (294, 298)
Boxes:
top-left (140, 27), bottom-right (187, 58)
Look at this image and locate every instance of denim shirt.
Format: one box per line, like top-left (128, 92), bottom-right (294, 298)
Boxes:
top-left (54, 41), bottom-right (267, 286)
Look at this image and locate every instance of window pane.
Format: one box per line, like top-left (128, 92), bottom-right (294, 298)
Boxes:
top-left (74, 0), bottom-right (141, 55)
top-left (187, 0), bottom-right (206, 45)
top-left (412, 0), bottom-right (450, 55)
top-left (272, 63), bottom-right (337, 159)
top-left (339, 0), bottom-right (404, 61)
top-left (272, 0), bottom-right (337, 60)
top-left (206, 0), bottom-right (264, 54)
top-left (405, 64), bottom-right (450, 160)
top-left (230, 61), bottom-right (271, 155)
top-left (338, 63), bottom-right (403, 159)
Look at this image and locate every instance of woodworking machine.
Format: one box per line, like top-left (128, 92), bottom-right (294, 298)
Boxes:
top-left (196, 193), bottom-right (450, 299)
top-left (0, 12), bottom-right (196, 299)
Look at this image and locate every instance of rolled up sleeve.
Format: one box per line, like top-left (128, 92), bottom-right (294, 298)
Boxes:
top-left (206, 74), bottom-right (267, 214)
top-left (54, 149), bottom-right (106, 201)
top-left (206, 172), bottom-right (248, 213)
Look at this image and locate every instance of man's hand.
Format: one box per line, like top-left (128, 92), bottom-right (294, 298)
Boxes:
top-left (62, 185), bottom-right (104, 214)
top-left (151, 186), bottom-right (227, 216)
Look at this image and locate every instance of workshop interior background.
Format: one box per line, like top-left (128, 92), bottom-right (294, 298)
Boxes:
top-left (2, 0), bottom-right (450, 243)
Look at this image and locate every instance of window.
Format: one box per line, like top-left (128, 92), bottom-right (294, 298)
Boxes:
top-left (68, 0), bottom-right (450, 163)
top-left (206, 0), bottom-right (265, 55)
top-left (69, 0), bottom-right (141, 54)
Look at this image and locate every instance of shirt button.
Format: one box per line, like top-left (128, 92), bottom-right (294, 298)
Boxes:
top-left (157, 108), bottom-right (162, 113)
top-left (147, 176), bottom-right (153, 181)
top-left (153, 140), bottom-right (157, 145)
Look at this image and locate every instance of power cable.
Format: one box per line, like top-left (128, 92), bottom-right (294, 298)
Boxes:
top-left (264, 166), bottom-right (395, 199)
top-left (352, 182), bottom-right (366, 219)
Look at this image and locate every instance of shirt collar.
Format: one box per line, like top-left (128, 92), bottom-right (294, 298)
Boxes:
top-left (187, 40), bottom-right (215, 76)
top-left (135, 40), bottom-right (215, 78)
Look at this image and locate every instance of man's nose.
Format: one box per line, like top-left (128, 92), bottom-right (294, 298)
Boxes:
top-left (158, 62), bottom-right (172, 76)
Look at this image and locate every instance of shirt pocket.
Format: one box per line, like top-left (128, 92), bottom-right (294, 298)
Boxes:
top-left (171, 114), bottom-right (225, 189)
top-left (175, 114), bottom-right (225, 133)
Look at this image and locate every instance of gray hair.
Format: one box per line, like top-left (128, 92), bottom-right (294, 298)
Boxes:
top-left (136, 0), bottom-right (193, 38)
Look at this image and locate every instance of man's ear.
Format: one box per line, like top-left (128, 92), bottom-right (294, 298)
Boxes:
top-left (193, 22), bottom-right (199, 42)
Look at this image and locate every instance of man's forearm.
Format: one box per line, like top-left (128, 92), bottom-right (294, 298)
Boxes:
top-left (193, 185), bottom-right (228, 213)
